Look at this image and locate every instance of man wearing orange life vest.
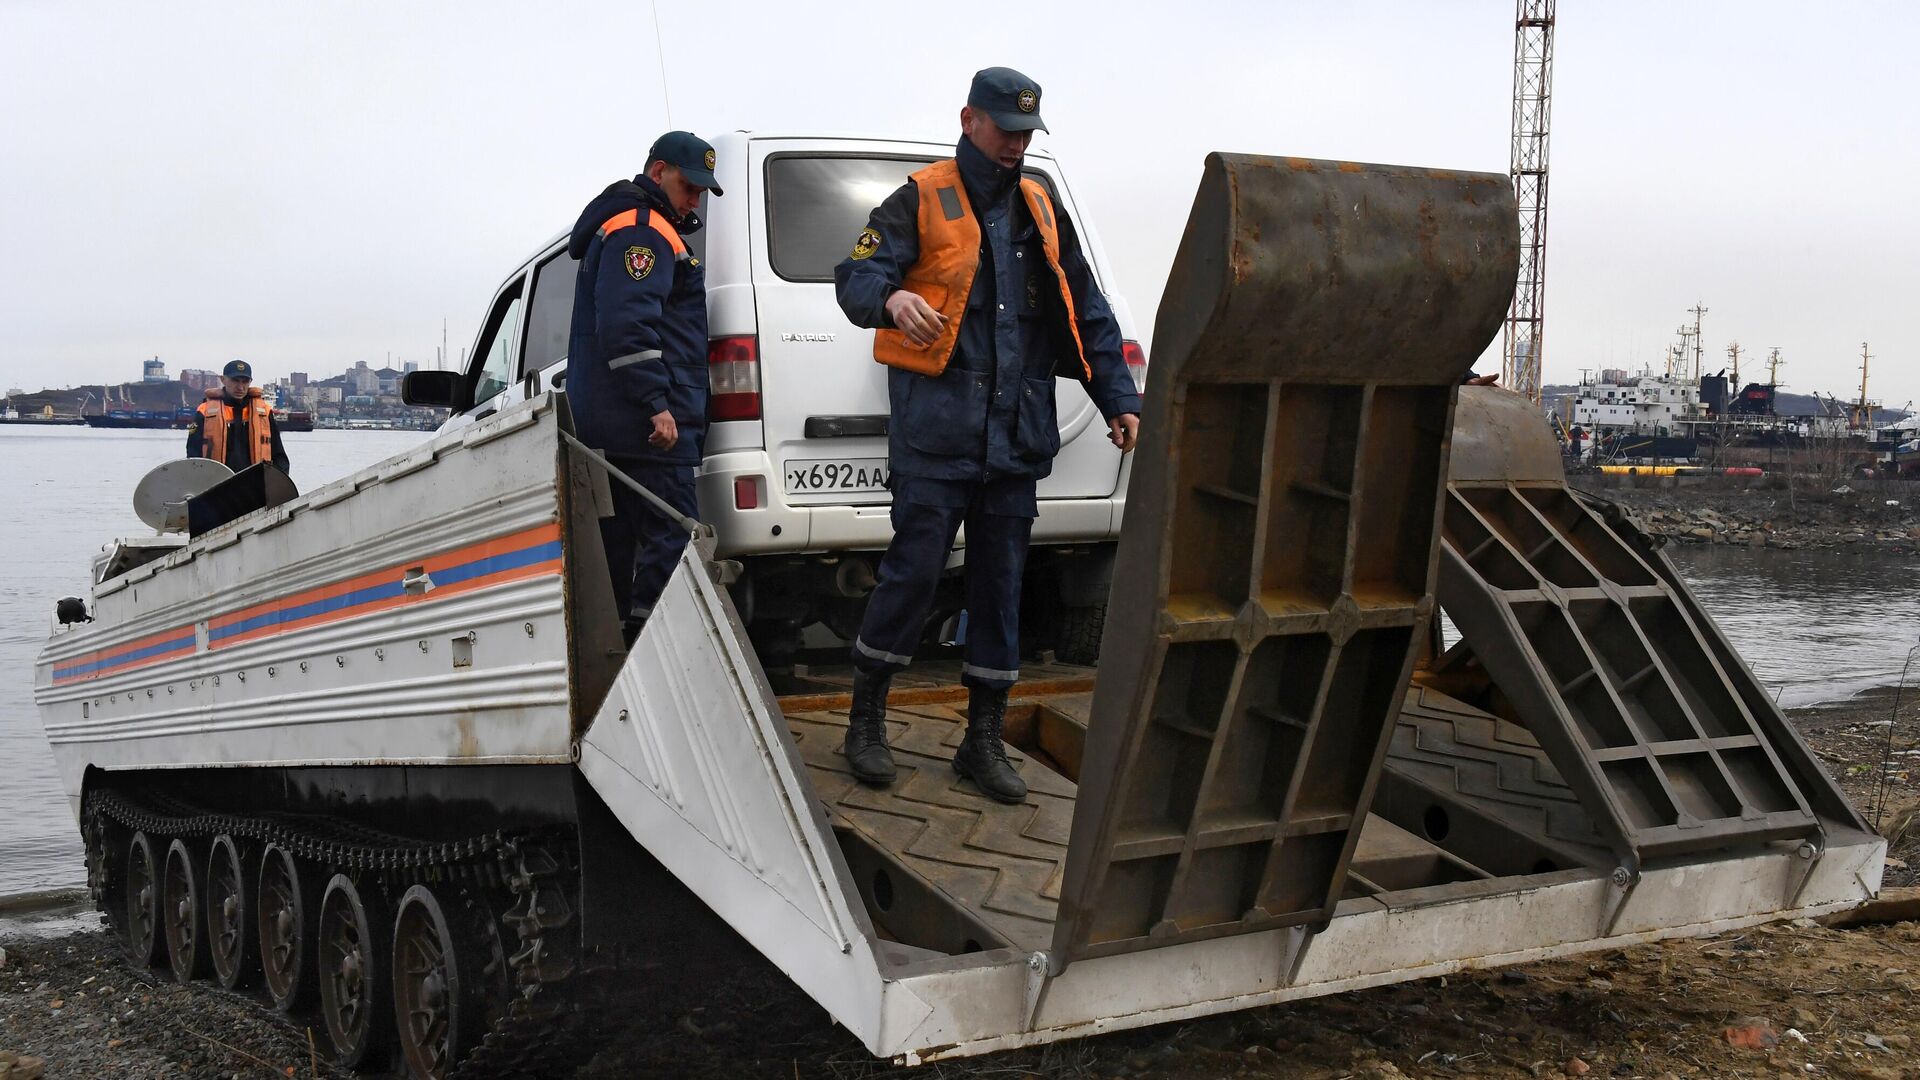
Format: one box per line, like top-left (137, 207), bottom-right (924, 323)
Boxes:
top-left (833, 67), bottom-right (1141, 804)
top-left (185, 359), bottom-right (290, 475)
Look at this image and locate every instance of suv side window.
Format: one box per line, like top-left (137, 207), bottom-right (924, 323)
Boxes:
top-left (522, 252), bottom-right (578, 375)
top-left (764, 155), bottom-right (1067, 284)
top-left (470, 276), bottom-right (526, 410)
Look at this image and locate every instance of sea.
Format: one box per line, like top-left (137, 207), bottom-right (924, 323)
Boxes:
top-left (1, 425), bottom-right (1916, 896)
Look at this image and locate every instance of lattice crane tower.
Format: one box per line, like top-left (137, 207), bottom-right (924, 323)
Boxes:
top-left (1501, 0), bottom-right (1555, 402)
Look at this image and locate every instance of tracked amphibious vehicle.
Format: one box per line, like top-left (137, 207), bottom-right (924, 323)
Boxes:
top-left (34, 155), bottom-right (1880, 1077)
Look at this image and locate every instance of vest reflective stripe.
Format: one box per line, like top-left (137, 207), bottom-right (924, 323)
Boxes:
top-left (872, 159), bottom-right (1090, 380)
top-left (197, 392), bottom-right (273, 467)
top-left (598, 209), bottom-right (688, 259)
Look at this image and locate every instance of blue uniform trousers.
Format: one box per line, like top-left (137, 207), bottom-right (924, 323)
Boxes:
top-left (602, 458), bottom-right (699, 624)
top-left (852, 475), bottom-right (1036, 690)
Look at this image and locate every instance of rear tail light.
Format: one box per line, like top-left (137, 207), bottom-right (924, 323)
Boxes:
top-left (708, 336), bottom-right (761, 421)
top-left (1122, 340), bottom-right (1148, 394)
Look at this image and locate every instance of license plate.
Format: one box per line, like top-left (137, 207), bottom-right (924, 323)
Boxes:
top-left (784, 458), bottom-right (890, 495)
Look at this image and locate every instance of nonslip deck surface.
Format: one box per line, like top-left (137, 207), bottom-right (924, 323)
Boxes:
top-left (784, 699), bottom-right (1076, 952)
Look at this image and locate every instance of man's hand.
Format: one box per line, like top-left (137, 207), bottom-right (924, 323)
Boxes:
top-left (649, 409), bottom-right (678, 451)
top-left (1108, 413), bottom-right (1139, 453)
top-left (885, 289), bottom-right (948, 347)
top-left (1465, 372), bottom-right (1501, 386)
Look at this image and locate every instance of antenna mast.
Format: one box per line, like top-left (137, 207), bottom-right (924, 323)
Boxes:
top-left (1687, 303), bottom-right (1708, 383)
top-left (1500, 0), bottom-right (1555, 403)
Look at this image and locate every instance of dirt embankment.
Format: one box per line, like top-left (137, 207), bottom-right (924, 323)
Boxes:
top-left (5, 685), bottom-right (1920, 1080)
top-left (1572, 479), bottom-right (1920, 554)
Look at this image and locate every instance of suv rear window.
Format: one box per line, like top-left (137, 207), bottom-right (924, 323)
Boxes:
top-left (765, 155), bottom-right (1065, 284)
top-left (766, 156), bottom-right (925, 282)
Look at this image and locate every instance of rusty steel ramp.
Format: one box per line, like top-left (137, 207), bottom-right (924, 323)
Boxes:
top-left (1050, 154), bottom-right (1519, 972)
top-left (1436, 387), bottom-right (1863, 885)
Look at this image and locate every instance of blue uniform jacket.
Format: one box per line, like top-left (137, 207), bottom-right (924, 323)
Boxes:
top-left (834, 138), bottom-right (1142, 483)
top-left (565, 176), bottom-right (709, 464)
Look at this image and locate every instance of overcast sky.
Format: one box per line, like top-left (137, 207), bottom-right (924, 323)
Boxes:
top-left (2, 1), bottom-right (1914, 407)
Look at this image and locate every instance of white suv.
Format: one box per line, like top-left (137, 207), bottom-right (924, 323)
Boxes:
top-left (410, 132), bottom-right (1145, 663)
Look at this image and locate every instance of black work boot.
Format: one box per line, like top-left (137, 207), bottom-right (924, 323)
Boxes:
top-left (842, 668), bottom-right (897, 785)
top-left (953, 686), bottom-right (1027, 804)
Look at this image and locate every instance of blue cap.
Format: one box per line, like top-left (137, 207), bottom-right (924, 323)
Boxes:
top-left (968, 67), bottom-right (1047, 133)
top-left (222, 359), bottom-right (253, 380)
top-left (647, 131), bottom-right (724, 196)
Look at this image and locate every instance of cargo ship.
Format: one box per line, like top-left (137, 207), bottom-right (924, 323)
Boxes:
top-left (81, 408), bottom-right (197, 430)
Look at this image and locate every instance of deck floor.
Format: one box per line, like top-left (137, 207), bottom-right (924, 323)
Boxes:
top-left (784, 690), bottom-right (1077, 952)
top-left (780, 671), bottom-right (1588, 956)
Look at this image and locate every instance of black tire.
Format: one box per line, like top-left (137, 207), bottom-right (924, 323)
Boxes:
top-left (207, 834), bottom-right (259, 990)
top-left (392, 884), bottom-right (499, 1080)
top-left (125, 831), bottom-right (165, 968)
top-left (256, 843), bottom-right (318, 1012)
top-left (1054, 601), bottom-right (1106, 666)
top-left (318, 874), bottom-right (394, 1068)
top-left (161, 838), bottom-right (210, 983)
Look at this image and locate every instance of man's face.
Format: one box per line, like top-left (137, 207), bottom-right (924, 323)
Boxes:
top-left (222, 375), bottom-right (252, 398)
top-left (648, 161), bottom-right (707, 217)
top-left (960, 107), bottom-right (1034, 169)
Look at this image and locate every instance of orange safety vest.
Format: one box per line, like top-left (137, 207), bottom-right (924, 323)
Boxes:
top-left (196, 388), bottom-right (274, 467)
top-left (873, 159), bottom-right (1090, 380)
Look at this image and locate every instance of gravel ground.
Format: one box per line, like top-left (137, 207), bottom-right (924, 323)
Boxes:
top-left (5, 687), bottom-right (1917, 1080)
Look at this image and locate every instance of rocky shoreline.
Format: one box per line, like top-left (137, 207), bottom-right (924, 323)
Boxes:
top-left (1573, 477), bottom-right (1920, 553)
top-left (5, 682), bottom-right (1918, 1079)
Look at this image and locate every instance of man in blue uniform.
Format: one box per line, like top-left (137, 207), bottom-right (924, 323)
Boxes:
top-left (565, 131), bottom-right (721, 642)
top-left (833, 68), bottom-right (1141, 803)
top-left (185, 359), bottom-right (291, 475)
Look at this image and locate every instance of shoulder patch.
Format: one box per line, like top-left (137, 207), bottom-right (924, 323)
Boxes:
top-left (624, 246), bottom-right (655, 280)
top-left (850, 228), bottom-right (881, 261)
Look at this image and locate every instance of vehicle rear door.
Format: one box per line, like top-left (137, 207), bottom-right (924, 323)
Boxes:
top-left (748, 140), bottom-right (1123, 507)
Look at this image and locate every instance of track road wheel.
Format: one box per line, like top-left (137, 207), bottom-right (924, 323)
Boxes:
top-left (207, 834), bottom-right (258, 990)
top-left (161, 838), bottom-right (209, 983)
top-left (256, 843), bottom-right (318, 1012)
top-left (392, 885), bottom-right (494, 1080)
top-left (318, 874), bottom-right (393, 1068)
top-left (124, 831), bottom-right (164, 967)
top-left (84, 807), bottom-right (124, 936)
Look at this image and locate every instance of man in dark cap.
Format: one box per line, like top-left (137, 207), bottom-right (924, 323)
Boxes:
top-left (832, 68), bottom-right (1141, 803)
top-left (565, 131), bottom-right (722, 643)
top-left (185, 358), bottom-right (291, 475)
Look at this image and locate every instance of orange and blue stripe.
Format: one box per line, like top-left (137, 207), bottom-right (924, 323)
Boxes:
top-left (51, 522), bottom-right (564, 685)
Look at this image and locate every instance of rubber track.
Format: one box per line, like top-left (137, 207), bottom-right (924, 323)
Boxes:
top-left (86, 788), bottom-right (608, 1080)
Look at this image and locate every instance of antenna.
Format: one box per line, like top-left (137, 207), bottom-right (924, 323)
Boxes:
top-left (651, 0), bottom-right (674, 126)
top-left (1687, 303), bottom-right (1708, 383)
top-left (1726, 341), bottom-right (1741, 388)
top-left (1767, 347), bottom-right (1784, 389)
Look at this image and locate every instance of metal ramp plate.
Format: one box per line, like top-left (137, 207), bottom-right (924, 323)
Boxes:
top-left (1437, 387), bottom-right (1828, 867)
top-left (1051, 154), bottom-right (1520, 970)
